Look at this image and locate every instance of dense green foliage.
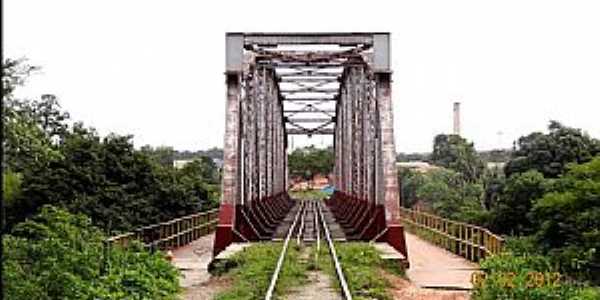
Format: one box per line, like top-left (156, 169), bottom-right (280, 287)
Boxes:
top-left (490, 170), bottom-right (549, 235)
top-left (288, 146), bottom-right (334, 180)
top-left (174, 147), bottom-right (223, 161)
top-left (3, 58), bottom-right (222, 298)
top-left (505, 120), bottom-right (600, 178)
top-left (531, 157), bottom-right (600, 282)
top-left (3, 206), bottom-right (180, 299)
top-left (2, 59), bottom-right (220, 234)
top-left (473, 251), bottom-right (599, 300)
top-left (402, 122), bottom-right (600, 287)
top-left (400, 168), bottom-right (489, 224)
top-left (478, 149), bottom-right (512, 163)
top-left (11, 127), bottom-right (214, 232)
top-left (431, 134), bottom-right (485, 182)
top-left (396, 152), bottom-right (430, 162)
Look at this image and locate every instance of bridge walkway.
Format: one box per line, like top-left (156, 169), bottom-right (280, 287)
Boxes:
top-left (405, 232), bottom-right (477, 291)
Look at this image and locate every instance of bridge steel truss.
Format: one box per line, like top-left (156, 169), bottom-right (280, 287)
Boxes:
top-left (214, 33), bottom-right (408, 260)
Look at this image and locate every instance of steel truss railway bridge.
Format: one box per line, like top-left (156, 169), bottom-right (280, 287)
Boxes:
top-left (214, 32), bottom-right (408, 262)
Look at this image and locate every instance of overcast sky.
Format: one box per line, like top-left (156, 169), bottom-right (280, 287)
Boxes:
top-left (4, 0), bottom-right (600, 153)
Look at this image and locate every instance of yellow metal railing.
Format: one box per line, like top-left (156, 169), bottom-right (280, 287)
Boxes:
top-left (399, 207), bottom-right (504, 262)
top-left (106, 208), bottom-right (219, 250)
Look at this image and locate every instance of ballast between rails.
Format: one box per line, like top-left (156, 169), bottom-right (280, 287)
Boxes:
top-left (265, 200), bottom-right (353, 300)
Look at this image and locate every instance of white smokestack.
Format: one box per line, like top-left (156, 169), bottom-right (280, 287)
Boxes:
top-left (453, 102), bottom-right (461, 136)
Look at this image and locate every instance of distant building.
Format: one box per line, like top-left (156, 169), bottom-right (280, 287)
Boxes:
top-left (289, 174), bottom-right (331, 191)
top-left (486, 162), bottom-right (506, 170)
top-left (396, 161), bottom-right (439, 173)
top-left (173, 157), bottom-right (224, 170)
top-left (212, 158), bottom-right (224, 169)
top-left (173, 159), bottom-right (193, 169)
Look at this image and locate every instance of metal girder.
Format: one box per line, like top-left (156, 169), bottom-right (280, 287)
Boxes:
top-left (278, 77), bottom-right (339, 83)
top-left (217, 32), bottom-right (406, 261)
top-left (281, 97), bottom-right (337, 102)
top-left (283, 110), bottom-right (335, 114)
top-left (286, 128), bottom-right (334, 135)
top-left (278, 70), bottom-right (341, 77)
top-left (285, 118), bottom-right (333, 123)
top-left (242, 32), bottom-right (378, 46)
top-left (272, 62), bottom-right (344, 68)
top-left (280, 87), bottom-right (338, 94)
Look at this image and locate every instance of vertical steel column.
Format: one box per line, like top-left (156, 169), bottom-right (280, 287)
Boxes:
top-left (269, 71), bottom-right (276, 196)
top-left (367, 78), bottom-right (376, 203)
top-left (214, 72), bottom-right (242, 254)
top-left (344, 77), bottom-right (352, 194)
top-left (350, 67), bottom-right (358, 197)
top-left (357, 66), bottom-right (365, 200)
top-left (248, 69), bottom-right (257, 203)
top-left (375, 73), bottom-right (400, 223)
top-left (265, 69), bottom-right (272, 197)
top-left (258, 68), bottom-right (267, 200)
top-left (252, 69), bottom-right (260, 202)
top-left (220, 73), bottom-right (242, 213)
top-left (359, 67), bottom-right (368, 201)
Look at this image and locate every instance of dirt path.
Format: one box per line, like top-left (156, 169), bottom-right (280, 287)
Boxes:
top-left (404, 232), bottom-right (477, 290)
top-left (286, 269), bottom-right (342, 300)
top-left (386, 272), bottom-right (470, 300)
top-left (171, 234), bottom-right (230, 299)
top-left (285, 245), bottom-right (342, 300)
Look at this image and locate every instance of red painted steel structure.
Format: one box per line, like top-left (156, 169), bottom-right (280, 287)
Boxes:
top-left (214, 33), bottom-right (408, 262)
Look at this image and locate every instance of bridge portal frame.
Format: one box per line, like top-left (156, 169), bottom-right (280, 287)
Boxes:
top-left (215, 33), bottom-right (407, 261)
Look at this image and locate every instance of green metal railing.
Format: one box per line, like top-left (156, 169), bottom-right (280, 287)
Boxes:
top-left (399, 207), bottom-right (504, 262)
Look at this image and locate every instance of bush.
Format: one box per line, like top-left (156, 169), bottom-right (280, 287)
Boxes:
top-left (2, 205), bottom-right (180, 299)
top-left (532, 156), bottom-right (600, 283)
top-left (473, 252), bottom-right (599, 300)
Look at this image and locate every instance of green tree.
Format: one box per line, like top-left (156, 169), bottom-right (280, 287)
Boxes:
top-left (180, 156), bottom-right (219, 184)
top-left (2, 59), bottom-right (65, 173)
top-left (505, 121), bottom-right (600, 178)
top-left (431, 134), bottom-right (485, 182)
top-left (408, 168), bottom-right (488, 224)
top-left (2, 58), bottom-right (39, 99)
top-left (398, 168), bottom-right (426, 208)
top-left (491, 170), bottom-right (549, 235)
top-left (3, 206), bottom-right (180, 299)
top-left (288, 146), bottom-right (334, 181)
top-left (532, 156), bottom-right (600, 283)
top-left (140, 145), bottom-right (175, 167)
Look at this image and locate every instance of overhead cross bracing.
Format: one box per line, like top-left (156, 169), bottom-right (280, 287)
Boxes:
top-left (215, 33), bottom-right (408, 266)
top-left (259, 48), bottom-right (365, 137)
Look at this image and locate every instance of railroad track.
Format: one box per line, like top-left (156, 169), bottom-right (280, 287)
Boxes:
top-left (265, 199), bottom-right (352, 300)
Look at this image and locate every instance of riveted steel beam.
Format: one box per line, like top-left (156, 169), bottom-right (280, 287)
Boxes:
top-left (283, 110), bottom-right (336, 114)
top-left (278, 77), bottom-right (339, 83)
top-left (216, 32), bottom-right (406, 262)
top-left (280, 87), bottom-right (339, 94)
top-left (285, 118), bottom-right (334, 123)
top-left (242, 32), bottom-right (377, 46)
top-left (281, 97), bottom-right (337, 102)
top-left (286, 128), bottom-right (334, 135)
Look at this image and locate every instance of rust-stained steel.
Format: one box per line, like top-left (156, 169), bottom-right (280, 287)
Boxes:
top-left (215, 33), bottom-right (407, 265)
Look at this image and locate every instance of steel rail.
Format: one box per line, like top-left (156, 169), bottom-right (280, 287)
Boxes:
top-left (314, 201), bottom-right (321, 266)
top-left (316, 201), bottom-right (353, 300)
top-left (265, 201), bottom-right (305, 300)
top-left (296, 200), bottom-right (308, 245)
